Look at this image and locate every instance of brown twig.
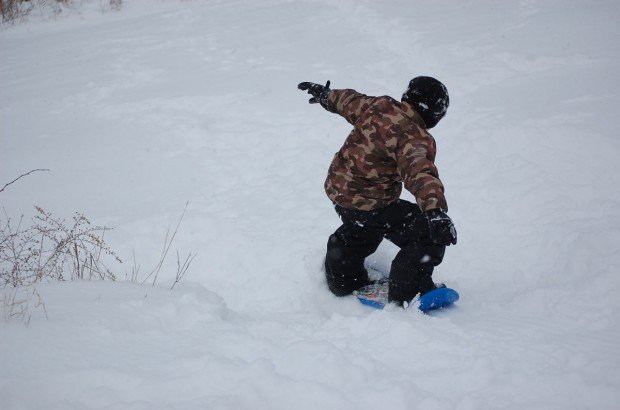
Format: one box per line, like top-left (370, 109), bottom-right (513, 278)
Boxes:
top-left (0, 169), bottom-right (50, 194)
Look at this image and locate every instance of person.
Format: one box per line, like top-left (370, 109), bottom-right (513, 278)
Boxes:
top-left (298, 77), bottom-right (457, 307)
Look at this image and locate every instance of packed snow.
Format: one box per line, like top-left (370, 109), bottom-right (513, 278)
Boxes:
top-left (1, 0), bottom-right (620, 409)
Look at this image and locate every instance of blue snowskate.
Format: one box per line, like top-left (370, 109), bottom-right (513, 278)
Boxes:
top-left (355, 279), bottom-right (459, 312)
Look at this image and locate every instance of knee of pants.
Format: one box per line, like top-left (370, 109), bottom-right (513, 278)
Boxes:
top-left (326, 233), bottom-right (371, 274)
top-left (326, 233), bottom-right (344, 261)
top-left (417, 243), bottom-right (446, 267)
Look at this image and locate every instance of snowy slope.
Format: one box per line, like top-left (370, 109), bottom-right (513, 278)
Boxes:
top-left (2, 0), bottom-right (620, 409)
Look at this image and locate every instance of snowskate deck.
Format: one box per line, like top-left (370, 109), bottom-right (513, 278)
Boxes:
top-left (355, 280), bottom-right (389, 309)
top-left (355, 280), bottom-right (459, 312)
top-left (418, 287), bottom-right (459, 312)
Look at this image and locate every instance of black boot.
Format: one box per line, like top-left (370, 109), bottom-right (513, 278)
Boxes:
top-left (388, 274), bottom-right (444, 306)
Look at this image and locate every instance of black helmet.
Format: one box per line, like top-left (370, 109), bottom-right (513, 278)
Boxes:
top-left (401, 76), bottom-right (449, 128)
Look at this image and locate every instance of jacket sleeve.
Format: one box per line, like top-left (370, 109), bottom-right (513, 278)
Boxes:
top-left (395, 129), bottom-right (448, 212)
top-left (327, 89), bottom-right (378, 125)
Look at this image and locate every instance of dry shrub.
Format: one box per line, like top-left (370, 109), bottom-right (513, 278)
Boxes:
top-left (0, 0), bottom-right (27, 22)
top-left (1, 0), bottom-right (123, 23)
top-left (1, 169), bottom-right (193, 324)
top-left (108, 0), bottom-right (121, 11)
top-left (0, 206), bottom-right (122, 323)
top-left (0, 206), bottom-right (121, 287)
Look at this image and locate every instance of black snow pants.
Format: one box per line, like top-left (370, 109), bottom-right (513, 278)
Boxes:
top-left (325, 199), bottom-right (446, 305)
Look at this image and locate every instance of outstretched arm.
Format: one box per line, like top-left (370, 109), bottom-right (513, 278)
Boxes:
top-left (327, 89), bottom-right (378, 125)
top-left (298, 81), bottom-right (377, 125)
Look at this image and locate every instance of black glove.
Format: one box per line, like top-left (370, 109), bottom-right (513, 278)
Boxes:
top-left (298, 80), bottom-right (331, 110)
top-left (425, 209), bottom-right (457, 246)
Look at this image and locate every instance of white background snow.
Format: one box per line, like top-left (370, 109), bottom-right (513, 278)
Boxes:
top-left (2, 0), bottom-right (620, 408)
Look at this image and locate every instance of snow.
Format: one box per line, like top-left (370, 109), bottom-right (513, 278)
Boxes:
top-left (2, 0), bottom-right (620, 408)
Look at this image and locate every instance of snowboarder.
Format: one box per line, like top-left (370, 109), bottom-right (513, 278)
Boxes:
top-left (298, 77), bottom-right (457, 307)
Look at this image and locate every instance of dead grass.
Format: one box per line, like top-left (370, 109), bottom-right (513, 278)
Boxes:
top-left (1, 0), bottom-right (123, 23)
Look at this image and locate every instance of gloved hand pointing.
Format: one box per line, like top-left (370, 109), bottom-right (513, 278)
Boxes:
top-left (298, 80), bottom-right (331, 110)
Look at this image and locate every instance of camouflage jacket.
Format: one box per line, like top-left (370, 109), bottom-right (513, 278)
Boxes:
top-left (324, 89), bottom-right (448, 212)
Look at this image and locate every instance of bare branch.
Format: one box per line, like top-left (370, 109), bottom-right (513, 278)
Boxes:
top-left (0, 169), bottom-right (50, 194)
